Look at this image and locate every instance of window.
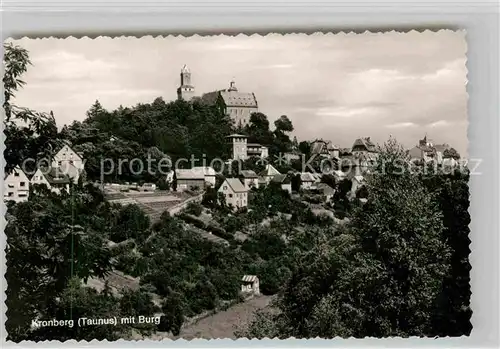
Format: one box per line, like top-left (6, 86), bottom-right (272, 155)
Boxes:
top-left (14, 172), bottom-right (19, 177)
top-left (8, 192), bottom-right (14, 197)
top-left (69, 160), bottom-right (74, 165)
top-left (223, 186), bottom-right (227, 190)
top-left (229, 194), bottom-right (233, 198)
top-left (20, 182), bottom-right (26, 187)
top-left (8, 184), bottom-right (14, 188)
top-left (19, 192), bottom-right (27, 197)
top-left (58, 161), bottom-right (62, 166)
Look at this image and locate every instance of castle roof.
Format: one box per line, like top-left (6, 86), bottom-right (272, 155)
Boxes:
top-left (181, 64), bottom-right (190, 73)
top-left (220, 90), bottom-right (258, 108)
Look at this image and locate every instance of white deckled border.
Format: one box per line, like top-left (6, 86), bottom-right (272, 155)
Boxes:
top-left (1, 1), bottom-right (499, 348)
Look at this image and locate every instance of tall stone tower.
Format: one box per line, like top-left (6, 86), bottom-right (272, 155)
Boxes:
top-left (177, 64), bottom-right (195, 101)
top-left (226, 134), bottom-right (248, 160)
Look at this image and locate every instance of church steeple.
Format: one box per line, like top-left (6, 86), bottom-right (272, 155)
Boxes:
top-left (177, 64), bottom-right (195, 101)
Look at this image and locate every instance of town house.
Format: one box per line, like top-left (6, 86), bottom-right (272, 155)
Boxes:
top-left (4, 166), bottom-right (30, 202)
top-left (218, 178), bottom-right (248, 210)
top-left (52, 143), bottom-right (85, 183)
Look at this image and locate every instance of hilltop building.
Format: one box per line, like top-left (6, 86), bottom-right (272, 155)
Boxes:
top-left (226, 134), bottom-right (268, 161)
top-left (176, 64), bottom-right (195, 101)
top-left (311, 139), bottom-right (340, 158)
top-left (408, 135), bottom-right (454, 164)
top-left (202, 80), bottom-right (258, 127)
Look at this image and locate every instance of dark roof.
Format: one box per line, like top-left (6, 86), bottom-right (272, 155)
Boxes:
top-left (44, 167), bottom-right (71, 185)
top-left (200, 91), bottom-right (221, 105)
top-left (220, 90), bottom-right (258, 108)
top-left (271, 174), bottom-right (291, 184)
top-left (434, 144), bottom-right (450, 153)
top-left (316, 182), bottom-right (335, 195)
top-left (240, 170), bottom-right (258, 178)
top-left (352, 137), bottom-right (376, 152)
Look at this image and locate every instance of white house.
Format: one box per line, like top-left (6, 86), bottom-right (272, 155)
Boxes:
top-left (241, 275), bottom-right (260, 296)
top-left (52, 144), bottom-right (85, 183)
top-left (300, 172), bottom-right (316, 189)
top-left (30, 168), bottom-right (52, 189)
top-left (218, 178), bottom-right (248, 210)
top-left (4, 166), bottom-right (30, 202)
top-left (240, 170), bottom-right (259, 190)
top-left (192, 166), bottom-right (217, 187)
top-left (30, 167), bottom-right (71, 194)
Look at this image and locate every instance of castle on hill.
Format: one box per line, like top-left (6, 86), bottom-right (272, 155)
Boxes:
top-left (176, 65), bottom-right (258, 127)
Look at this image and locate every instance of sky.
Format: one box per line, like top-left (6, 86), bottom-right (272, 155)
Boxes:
top-left (10, 31), bottom-right (468, 155)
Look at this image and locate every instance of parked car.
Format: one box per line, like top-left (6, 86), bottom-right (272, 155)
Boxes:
top-left (141, 183), bottom-right (156, 192)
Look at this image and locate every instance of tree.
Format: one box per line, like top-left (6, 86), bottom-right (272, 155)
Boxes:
top-left (159, 293), bottom-right (185, 336)
top-left (291, 173), bottom-right (302, 192)
top-left (443, 147), bottom-right (460, 160)
top-left (3, 43), bottom-right (61, 173)
top-left (274, 115), bottom-right (294, 133)
top-left (422, 169), bottom-right (472, 336)
top-left (298, 141), bottom-right (311, 158)
top-left (242, 138), bottom-right (454, 338)
top-left (245, 112), bottom-right (274, 146)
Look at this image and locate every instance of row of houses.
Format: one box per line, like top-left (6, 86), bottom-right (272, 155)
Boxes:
top-left (4, 143), bottom-right (85, 203)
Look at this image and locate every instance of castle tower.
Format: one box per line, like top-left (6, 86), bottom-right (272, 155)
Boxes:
top-left (228, 79), bottom-right (238, 92)
top-left (177, 64), bottom-right (195, 101)
top-left (226, 134), bottom-right (248, 160)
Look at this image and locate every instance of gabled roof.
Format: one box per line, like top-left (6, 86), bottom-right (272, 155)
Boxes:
top-left (352, 137), bottom-right (376, 152)
top-left (223, 178), bottom-right (247, 193)
top-left (4, 165), bottom-right (29, 180)
top-left (300, 172), bottom-right (316, 182)
top-left (259, 164), bottom-right (281, 177)
top-left (242, 275), bottom-right (258, 283)
top-left (240, 170), bottom-right (258, 178)
top-left (192, 166), bottom-right (216, 176)
top-left (176, 169), bottom-right (206, 180)
top-left (271, 174), bottom-right (290, 184)
top-left (40, 167), bottom-right (71, 185)
top-left (220, 90), bottom-right (258, 108)
top-left (54, 143), bottom-right (84, 161)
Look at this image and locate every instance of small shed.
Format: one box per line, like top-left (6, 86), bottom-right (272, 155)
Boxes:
top-left (241, 275), bottom-right (260, 296)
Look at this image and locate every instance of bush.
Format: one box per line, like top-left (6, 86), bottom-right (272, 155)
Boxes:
top-left (185, 201), bottom-right (203, 216)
